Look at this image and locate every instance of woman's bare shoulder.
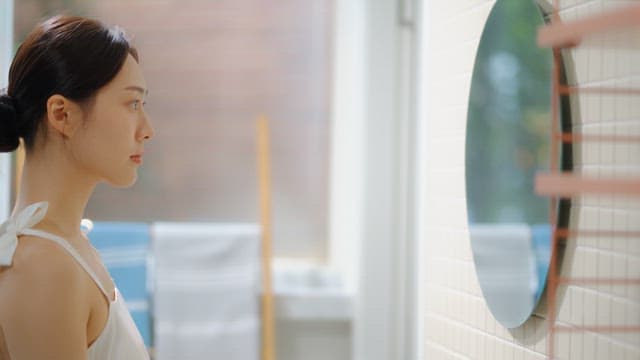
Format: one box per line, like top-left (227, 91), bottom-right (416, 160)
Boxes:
top-left (0, 234), bottom-right (88, 307)
top-left (0, 235), bottom-right (90, 358)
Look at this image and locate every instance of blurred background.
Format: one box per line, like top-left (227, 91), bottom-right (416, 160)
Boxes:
top-left (2, 1), bottom-right (423, 360)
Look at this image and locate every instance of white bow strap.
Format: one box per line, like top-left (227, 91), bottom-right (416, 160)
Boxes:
top-left (0, 201), bottom-right (49, 266)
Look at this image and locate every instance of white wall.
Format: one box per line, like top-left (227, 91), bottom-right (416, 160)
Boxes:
top-left (0, 0), bottom-right (13, 218)
top-left (276, 320), bottom-right (351, 360)
top-left (421, 1), bottom-right (640, 359)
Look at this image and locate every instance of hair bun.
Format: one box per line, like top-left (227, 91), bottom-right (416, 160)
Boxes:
top-left (0, 93), bottom-right (20, 152)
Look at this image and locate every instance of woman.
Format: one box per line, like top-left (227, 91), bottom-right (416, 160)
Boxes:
top-left (0, 15), bottom-right (154, 359)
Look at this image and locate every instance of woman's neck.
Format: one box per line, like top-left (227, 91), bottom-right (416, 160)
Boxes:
top-left (12, 150), bottom-right (98, 240)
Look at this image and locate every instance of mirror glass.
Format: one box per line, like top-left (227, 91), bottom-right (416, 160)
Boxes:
top-left (465, 0), bottom-right (566, 328)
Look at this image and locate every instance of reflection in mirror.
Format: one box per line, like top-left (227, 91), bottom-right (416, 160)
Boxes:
top-left (465, 0), bottom-right (571, 328)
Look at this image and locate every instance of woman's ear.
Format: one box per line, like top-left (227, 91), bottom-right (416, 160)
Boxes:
top-left (45, 94), bottom-right (81, 138)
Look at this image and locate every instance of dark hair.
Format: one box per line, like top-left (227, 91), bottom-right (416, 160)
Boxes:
top-left (0, 15), bottom-right (138, 153)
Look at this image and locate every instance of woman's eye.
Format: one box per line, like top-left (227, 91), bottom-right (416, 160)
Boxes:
top-left (129, 100), bottom-right (147, 112)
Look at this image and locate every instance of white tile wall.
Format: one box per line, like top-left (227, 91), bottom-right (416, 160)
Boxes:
top-left (422, 1), bottom-right (640, 359)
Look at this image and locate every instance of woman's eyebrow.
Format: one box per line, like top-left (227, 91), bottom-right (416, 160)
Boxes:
top-left (124, 85), bottom-right (149, 96)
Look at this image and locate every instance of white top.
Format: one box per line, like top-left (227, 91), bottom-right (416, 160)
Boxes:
top-left (0, 202), bottom-right (149, 360)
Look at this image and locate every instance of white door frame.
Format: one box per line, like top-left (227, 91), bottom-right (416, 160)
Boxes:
top-left (330, 0), bottom-right (425, 359)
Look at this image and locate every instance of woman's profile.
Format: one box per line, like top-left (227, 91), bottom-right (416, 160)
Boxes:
top-left (0, 14), bottom-right (154, 359)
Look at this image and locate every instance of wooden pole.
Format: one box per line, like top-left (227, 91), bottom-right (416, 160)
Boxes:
top-left (257, 115), bottom-right (276, 360)
top-left (14, 140), bottom-right (24, 197)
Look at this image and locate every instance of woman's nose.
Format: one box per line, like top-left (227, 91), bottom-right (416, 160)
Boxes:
top-left (139, 112), bottom-right (155, 141)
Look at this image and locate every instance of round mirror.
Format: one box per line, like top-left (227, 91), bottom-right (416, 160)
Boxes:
top-left (465, 0), bottom-right (571, 328)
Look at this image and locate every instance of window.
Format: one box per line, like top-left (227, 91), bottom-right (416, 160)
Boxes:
top-left (13, 0), bottom-right (334, 260)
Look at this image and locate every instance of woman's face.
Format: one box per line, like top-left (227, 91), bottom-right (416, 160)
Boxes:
top-left (70, 54), bottom-right (154, 188)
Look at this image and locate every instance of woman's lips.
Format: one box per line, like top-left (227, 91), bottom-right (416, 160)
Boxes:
top-left (130, 155), bottom-right (142, 164)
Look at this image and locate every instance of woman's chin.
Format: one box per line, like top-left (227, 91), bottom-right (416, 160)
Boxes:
top-left (106, 173), bottom-right (138, 189)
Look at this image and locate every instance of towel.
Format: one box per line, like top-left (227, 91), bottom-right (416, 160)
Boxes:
top-left (150, 222), bottom-right (261, 360)
top-left (469, 223), bottom-right (537, 328)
